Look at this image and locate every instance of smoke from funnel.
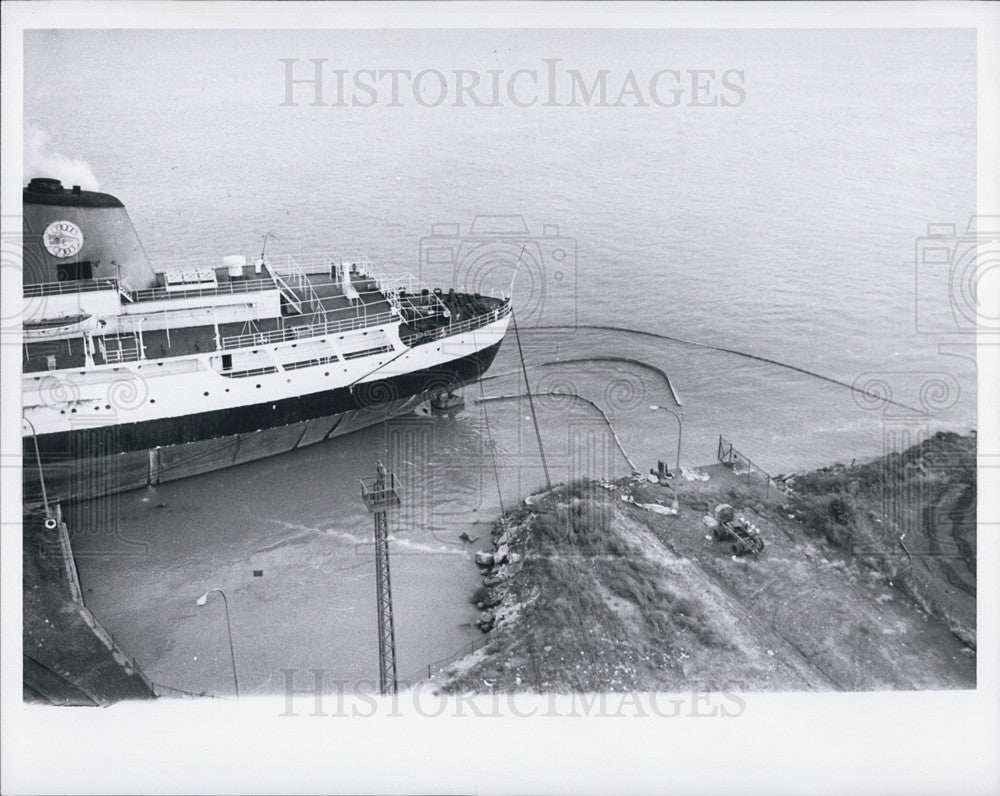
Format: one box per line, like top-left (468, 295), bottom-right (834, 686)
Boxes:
top-left (24, 126), bottom-right (101, 191)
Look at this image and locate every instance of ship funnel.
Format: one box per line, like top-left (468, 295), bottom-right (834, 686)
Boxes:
top-left (22, 178), bottom-right (157, 290)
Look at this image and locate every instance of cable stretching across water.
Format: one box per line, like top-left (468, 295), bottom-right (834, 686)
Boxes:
top-left (528, 324), bottom-right (929, 417)
top-left (473, 328), bottom-right (506, 517)
top-left (512, 308), bottom-right (552, 489)
top-left (475, 391), bottom-right (639, 472)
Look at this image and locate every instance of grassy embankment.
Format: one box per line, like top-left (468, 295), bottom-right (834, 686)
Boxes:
top-left (786, 430), bottom-right (976, 645)
top-left (436, 431), bottom-right (976, 692)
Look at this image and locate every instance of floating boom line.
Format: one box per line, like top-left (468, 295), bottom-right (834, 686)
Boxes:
top-left (475, 390), bottom-right (639, 472)
top-left (529, 324), bottom-right (930, 417)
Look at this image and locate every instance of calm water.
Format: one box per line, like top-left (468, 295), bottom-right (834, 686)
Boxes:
top-left (25, 29), bottom-right (976, 695)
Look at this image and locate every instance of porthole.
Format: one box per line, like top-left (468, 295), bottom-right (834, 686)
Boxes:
top-left (286, 379), bottom-right (291, 383)
top-left (157, 362), bottom-right (163, 367)
top-left (225, 388), bottom-right (230, 393)
top-left (204, 391), bottom-right (209, 396)
top-left (150, 399), bottom-right (156, 404)
top-left (324, 372), bottom-right (329, 376)
top-left (70, 408), bottom-right (77, 413)
top-left (256, 384), bottom-right (261, 389)
top-left (105, 404), bottom-right (111, 409)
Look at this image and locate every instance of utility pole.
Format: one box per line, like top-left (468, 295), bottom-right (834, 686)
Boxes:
top-left (360, 460), bottom-right (401, 695)
top-left (649, 404), bottom-right (683, 507)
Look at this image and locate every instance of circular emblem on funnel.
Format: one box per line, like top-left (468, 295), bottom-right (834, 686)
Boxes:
top-left (43, 220), bottom-right (84, 258)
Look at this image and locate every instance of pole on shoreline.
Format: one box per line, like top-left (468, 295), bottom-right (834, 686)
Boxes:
top-left (650, 405), bottom-right (683, 505)
top-left (361, 460), bottom-right (400, 696)
top-left (196, 589), bottom-right (239, 698)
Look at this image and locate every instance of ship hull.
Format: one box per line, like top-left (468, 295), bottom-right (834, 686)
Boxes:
top-left (24, 339), bottom-right (502, 502)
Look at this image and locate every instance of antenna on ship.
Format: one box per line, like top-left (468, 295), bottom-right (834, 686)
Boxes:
top-left (360, 459), bottom-right (401, 696)
top-left (507, 243), bottom-right (527, 298)
top-left (259, 232), bottom-right (278, 268)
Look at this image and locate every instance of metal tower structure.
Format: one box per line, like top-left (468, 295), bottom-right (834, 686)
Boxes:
top-left (360, 460), bottom-right (401, 696)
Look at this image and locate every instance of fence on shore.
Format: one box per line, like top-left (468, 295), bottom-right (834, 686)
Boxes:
top-left (716, 435), bottom-right (789, 497)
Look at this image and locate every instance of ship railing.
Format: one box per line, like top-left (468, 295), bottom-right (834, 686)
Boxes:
top-left (272, 254), bottom-right (512, 303)
top-left (265, 255), bottom-right (429, 299)
top-left (360, 262), bottom-right (453, 322)
top-left (23, 277), bottom-right (122, 299)
top-left (129, 277), bottom-right (277, 303)
top-left (360, 472), bottom-right (402, 511)
top-left (23, 275), bottom-right (281, 303)
top-left (268, 254), bottom-right (449, 324)
top-left (132, 252), bottom-right (508, 318)
top-left (152, 252), bottom-right (375, 274)
top-left (269, 255), bottom-right (419, 301)
top-left (392, 292), bottom-right (450, 324)
top-left (267, 253), bottom-right (375, 276)
top-left (220, 309), bottom-right (397, 350)
top-left (270, 256), bottom-right (327, 321)
top-left (267, 268), bottom-right (305, 315)
top-left (98, 334), bottom-right (142, 364)
top-left (103, 348), bottom-right (141, 364)
top-left (149, 251), bottom-right (509, 301)
top-left (399, 300), bottom-right (512, 348)
top-left (150, 253), bottom-right (509, 299)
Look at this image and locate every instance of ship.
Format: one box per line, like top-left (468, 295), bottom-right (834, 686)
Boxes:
top-left (20, 177), bottom-right (511, 501)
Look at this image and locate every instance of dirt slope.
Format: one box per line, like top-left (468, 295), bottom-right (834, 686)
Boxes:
top-left (435, 433), bottom-right (976, 692)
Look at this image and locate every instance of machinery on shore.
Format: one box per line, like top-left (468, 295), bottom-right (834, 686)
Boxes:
top-left (713, 503), bottom-right (765, 557)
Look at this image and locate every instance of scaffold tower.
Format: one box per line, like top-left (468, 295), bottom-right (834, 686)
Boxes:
top-left (360, 460), bottom-right (401, 695)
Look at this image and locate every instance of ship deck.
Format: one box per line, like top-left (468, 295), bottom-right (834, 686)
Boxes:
top-left (23, 271), bottom-right (395, 373)
top-left (23, 266), bottom-right (504, 374)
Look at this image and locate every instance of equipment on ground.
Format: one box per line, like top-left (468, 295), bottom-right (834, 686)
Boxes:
top-left (713, 503), bottom-right (765, 557)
